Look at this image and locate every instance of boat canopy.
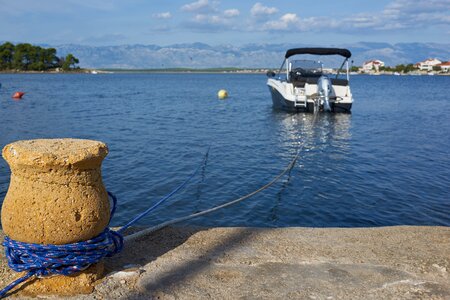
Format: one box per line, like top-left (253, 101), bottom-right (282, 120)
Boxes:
top-left (285, 48), bottom-right (352, 59)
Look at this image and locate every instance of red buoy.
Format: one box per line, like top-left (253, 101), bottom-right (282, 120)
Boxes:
top-left (12, 92), bottom-right (25, 99)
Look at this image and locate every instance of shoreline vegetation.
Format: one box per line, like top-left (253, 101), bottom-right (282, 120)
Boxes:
top-left (98, 68), bottom-right (450, 75)
top-left (0, 42), bottom-right (448, 75)
top-left (2, 68), bottom-right (449, 75)
top-left (0, 42), bottom-right (80, 72)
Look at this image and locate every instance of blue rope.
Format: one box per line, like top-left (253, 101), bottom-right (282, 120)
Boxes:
top-left (0, 193), bottom-right (123, 298)
top-left (0, 148), bottom-right (209, 298)
top-left (118, 146), bottom-right (210, 233)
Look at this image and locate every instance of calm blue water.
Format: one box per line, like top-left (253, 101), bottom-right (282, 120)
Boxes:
top-left (0, 73), bottom-right (448, 228)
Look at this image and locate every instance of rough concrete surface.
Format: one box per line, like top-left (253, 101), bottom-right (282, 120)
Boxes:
top-left (0, 226), bottom-right (449, 299)
top-left (1, 139), bottom-right (111, 295)
top-left (2, 139), bottom-right (110, 244)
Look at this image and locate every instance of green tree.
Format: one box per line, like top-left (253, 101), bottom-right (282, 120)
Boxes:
top-left (42, 48), bottom-right (58, 69)
top-left (61, 53), bottom-right (79, 71)
top-left (0, 42), bottom-right (15, 70)
top-left (394, 64), bottom-right (405, 73)
top-left (350, 66), bottom-right (359, 72)
top-left (13, 43), bottom-right (31, 70)
top-left (404, 64), bottom-right (415, 73)
top-left (432, 65), bottom-right (442, 72)
top-left (0, 42), bottom-right (72, 71)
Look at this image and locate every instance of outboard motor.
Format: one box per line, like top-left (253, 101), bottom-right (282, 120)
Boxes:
top-left (318, 75), bottom-right (332, 112)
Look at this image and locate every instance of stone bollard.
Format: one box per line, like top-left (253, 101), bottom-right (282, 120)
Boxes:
top-left (1, 138), bottom-right (111, 296)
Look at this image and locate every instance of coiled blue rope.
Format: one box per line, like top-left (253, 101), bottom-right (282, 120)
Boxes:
top-left (0, 148), bottom-right (209, 298)
top-left (0, 192), bottom-right (123, 298)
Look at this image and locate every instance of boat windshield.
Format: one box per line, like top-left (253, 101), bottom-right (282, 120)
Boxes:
top-left (290, 60), bottom-right (323, 77)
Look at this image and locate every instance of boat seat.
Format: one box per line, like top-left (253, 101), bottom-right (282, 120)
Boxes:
top-left (291, 77), bottom-right (319, 87)
top-left (291, 77), bottom-right (348, 87)
top-left (331, 78), bottom-right (349, 86)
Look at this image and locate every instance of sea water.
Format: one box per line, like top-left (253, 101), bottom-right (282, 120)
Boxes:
top-left (0, 73), bottom-right (448, 227)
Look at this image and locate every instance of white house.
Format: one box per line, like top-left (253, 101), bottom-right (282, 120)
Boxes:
top-left (437, 61), bottom-right (450, 72)
top-left (363, 60), bottom-right (385, 72)
top-left (415, 58), bottom-right (442, 71)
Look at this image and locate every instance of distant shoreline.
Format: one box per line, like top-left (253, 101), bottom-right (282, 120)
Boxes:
top-left (1, 68), bottom-right (449, 76)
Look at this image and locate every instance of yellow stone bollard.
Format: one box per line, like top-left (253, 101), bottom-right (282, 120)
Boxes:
top-left (1, 138), bottom-right (111, 296)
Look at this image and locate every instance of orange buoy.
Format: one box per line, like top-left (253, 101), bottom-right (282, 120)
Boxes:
top-left (12, 92), bottom-right (25, 99)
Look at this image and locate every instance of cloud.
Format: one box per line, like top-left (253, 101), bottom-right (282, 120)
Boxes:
top-left (181, 0), bottom-right (218, 13)
top-left (341, 0), bottom-right (450, 31)
top-left (384, 0), bottom-right (450, 14)
top-left (153, 12), bottom-right (172, 19)
top-left (250, 3), bottom-right (278, 17)
top-left (263, 13), bottom-right (299, 30)
top-left (257, 0), bottom-right (450, 34)
top-left (182, 5), bottom-right (240, 31)
top-left (224, 9), bottom-right (240, 18)
top-left (188, 13), bottom-right (237, 30)
top-left (382, 0), bottom-right (450, 27)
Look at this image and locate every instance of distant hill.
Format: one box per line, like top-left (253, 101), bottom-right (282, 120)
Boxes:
top-left (41, 42), bottom-right (450, 69)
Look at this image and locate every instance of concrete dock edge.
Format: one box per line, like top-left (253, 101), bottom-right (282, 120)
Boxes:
top-left (1, 225), bottom-right (449, 299)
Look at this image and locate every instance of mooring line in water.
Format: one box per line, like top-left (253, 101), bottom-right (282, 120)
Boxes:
top-left (118, 146), bottom-right (211, 233)
top-left (124, 147), bottom-right (302, 242)
top-left (124, 111), bottom-right (320, 241)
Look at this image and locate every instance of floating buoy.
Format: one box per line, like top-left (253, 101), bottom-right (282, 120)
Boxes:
top-left (12, 92), bottom-right (25, 99)
top-left (218, 89), bottom-right (228, 99)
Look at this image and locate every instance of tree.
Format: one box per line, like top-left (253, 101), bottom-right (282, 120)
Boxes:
top-left (42, 48), bottom-right (58, 69)
top-left (0, 42), bottom-right (76, 71)
top-left (12, 43), bottom-right (34, 70)
top-left (350, 66), bottom-right (359, 72)
top-left (394, 64), bottom-right (405, 73)
top-left (404, 64), bottom-right (415, 73)
top-left (0, 42), bottom-right (14, 69)
top-left (61, 54), bottom-right (79, 71)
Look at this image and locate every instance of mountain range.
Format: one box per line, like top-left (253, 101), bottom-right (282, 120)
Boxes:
top-left (48, 42), bottom-right (450, 69)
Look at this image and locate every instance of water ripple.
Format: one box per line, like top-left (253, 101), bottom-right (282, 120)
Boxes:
top-left (0, 73), bottom-right (448, 228)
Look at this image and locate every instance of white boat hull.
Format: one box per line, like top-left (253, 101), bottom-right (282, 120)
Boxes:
top-left (267, 78), bottom-right (352, 113)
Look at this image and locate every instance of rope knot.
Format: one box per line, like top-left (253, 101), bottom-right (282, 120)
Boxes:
top-left (0, 228), bottom-right (123, 298)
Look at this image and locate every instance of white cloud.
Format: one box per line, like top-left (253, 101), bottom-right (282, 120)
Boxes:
top-left (341, 0), bottom-right (450, 31)
top-left (181, 0), bottom-right (218, 13)
top-left (263, 13), bottom-right (299, 30)
top-left (384, 0), bottom-right (450, 14)
top-left (192, 13), bottom-right (231, 26)
top-left (257, 0), bottom-right (450, 33)
top-left (184, 6), bottom-right (240, 30)
top-left (250, 3), bottom-right (278, 17)
top-left (153, 12), bottom-right (172, 19)
top-left (224, 9), bottom-right (240, 18)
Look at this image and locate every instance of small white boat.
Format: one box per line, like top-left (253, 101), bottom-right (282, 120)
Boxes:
top-left (267, 48), bottom-right (353, 113)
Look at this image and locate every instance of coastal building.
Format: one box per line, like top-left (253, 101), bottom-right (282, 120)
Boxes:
top-left (415, 58), bottom-right (442, 71)
top-left (362, 60), bottom-right (385, 72)
top-left (437, 61), bottom-right (450, 72)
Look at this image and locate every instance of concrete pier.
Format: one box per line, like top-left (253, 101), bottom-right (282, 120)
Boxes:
top-left (1, 226), bottom-right (448, 299)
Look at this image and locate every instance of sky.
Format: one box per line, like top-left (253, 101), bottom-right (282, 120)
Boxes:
top-left (0, 0), bottom-right (449, 46)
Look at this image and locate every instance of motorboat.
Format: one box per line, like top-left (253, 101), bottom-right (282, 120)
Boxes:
top-left (267, 48), bottom-right (353, 113)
